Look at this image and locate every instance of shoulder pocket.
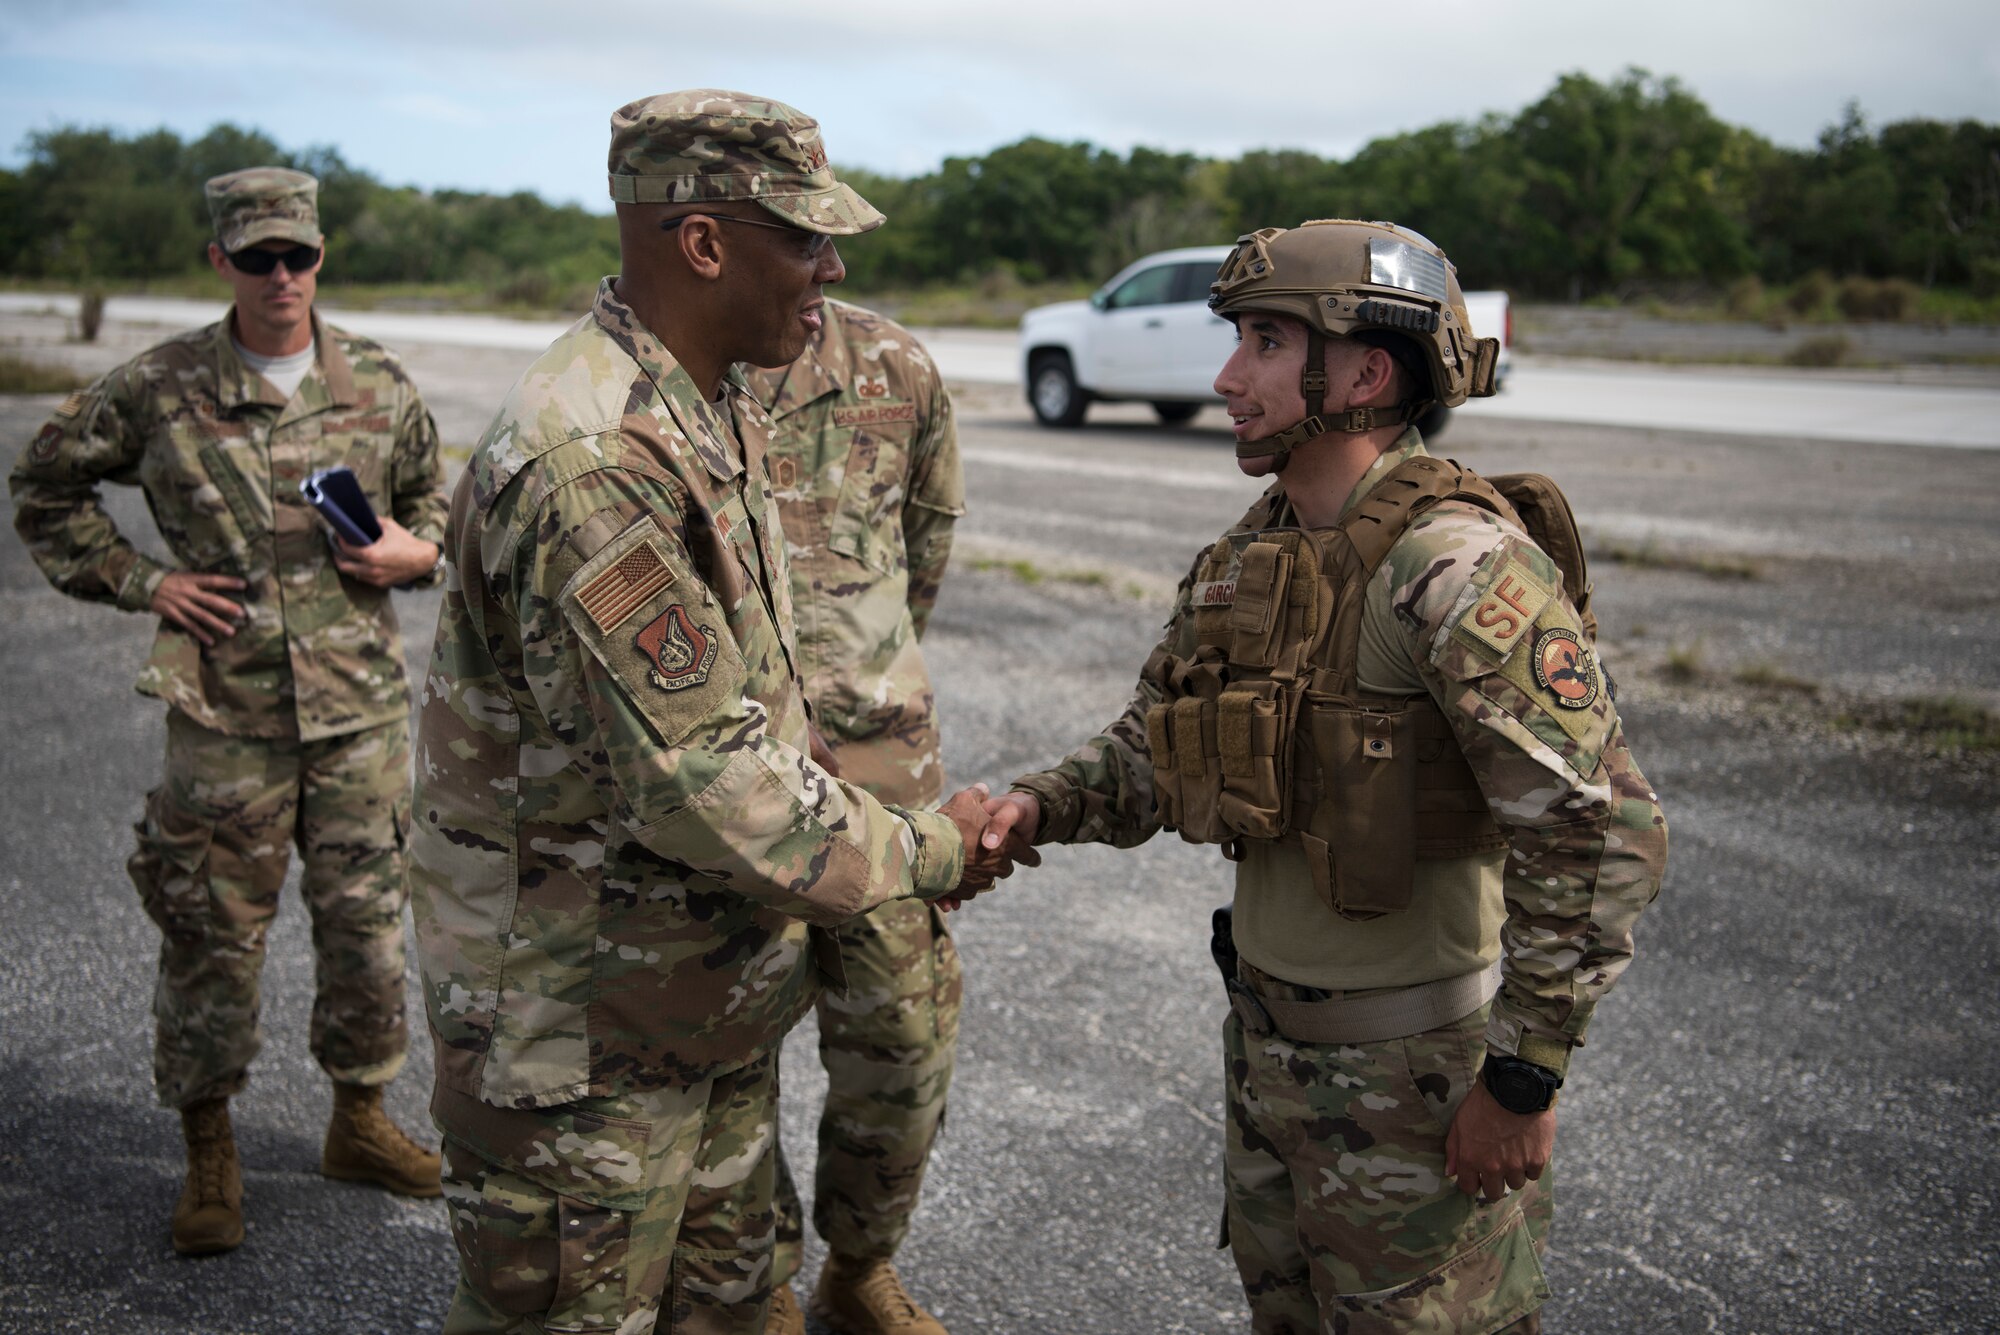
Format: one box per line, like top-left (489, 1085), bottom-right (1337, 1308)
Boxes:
top-left (557, 517), bottom-right (745, 748)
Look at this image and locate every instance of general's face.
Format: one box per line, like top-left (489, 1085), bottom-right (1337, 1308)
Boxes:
top-left (726, 216), bottom-right (846, 369)
top-left (214, 238), bottom-right (320, 334)
top-left (1214, 311), bottom-right (1311, 475)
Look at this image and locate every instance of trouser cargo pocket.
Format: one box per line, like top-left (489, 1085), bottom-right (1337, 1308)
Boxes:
top-left (437, 1090), bottom-right (654, 1334)
top-left (1318, 1201), bottom-right (1550, 1334)
top-left (127, 786), bottom-right (217, 938)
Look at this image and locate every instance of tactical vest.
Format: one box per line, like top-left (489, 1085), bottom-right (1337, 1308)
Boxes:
top-left (1144, 455), bottom-right (1593, 920)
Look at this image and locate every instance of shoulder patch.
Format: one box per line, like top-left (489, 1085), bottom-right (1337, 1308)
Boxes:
top-left (1453, 552), bottom-right (1552, 661)
top-left (1493, 601), bottom-right (1607, 748)
top-left (634, 604), bottom-right (719, 691)
top-left (575, 536), bottom-right (675, 634)
top-left (558, 516), bottom-right (744, 748)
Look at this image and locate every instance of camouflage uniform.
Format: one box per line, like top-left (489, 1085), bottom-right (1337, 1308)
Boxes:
top-left (10, 269), bottom-right (446, 1109)
top-left (1012, 433), bottom-right (1668, 1333)
top-left (743, 300), bottom-right (966, 1284)
top-left (414, 94), bottom-right (962, 1334)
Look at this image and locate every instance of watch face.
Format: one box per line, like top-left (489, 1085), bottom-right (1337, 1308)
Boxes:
top-left (1487, 1062), bottom-right (1552, 1113)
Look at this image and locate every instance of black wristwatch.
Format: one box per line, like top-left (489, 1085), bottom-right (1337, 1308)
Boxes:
top-left (1480, 1055), bottom-right (1563, 1114)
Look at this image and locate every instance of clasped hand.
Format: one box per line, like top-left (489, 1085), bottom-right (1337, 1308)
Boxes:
top-left (933, 784), bottom-right (1044, 910)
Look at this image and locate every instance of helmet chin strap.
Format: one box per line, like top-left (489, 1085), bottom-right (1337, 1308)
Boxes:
top-left (1233, 328), bottom-right (1419, 471)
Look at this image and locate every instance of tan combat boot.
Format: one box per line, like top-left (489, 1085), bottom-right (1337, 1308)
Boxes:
top-left (809, 1255), bottom-right (948, 1335)
top-left (320, 1083), bottom-right (442, 1197)
top-left (172, 1097), bottom-right (244, 1256)
top-left (764, 1281), bottom-right (806, 1335)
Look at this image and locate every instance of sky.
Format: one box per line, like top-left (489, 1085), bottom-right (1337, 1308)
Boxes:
top-left (3, 0), bottom-right (1997, 209)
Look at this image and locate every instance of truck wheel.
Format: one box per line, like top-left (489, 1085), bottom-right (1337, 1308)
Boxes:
top-left (1152, 402), bottom-right (1202, 426)
top-left (1029, 353), bottom-right (1088, 427)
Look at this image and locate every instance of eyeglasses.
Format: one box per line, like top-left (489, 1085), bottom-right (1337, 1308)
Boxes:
top-left (659, 212), bottom-right (831, 260)
top-left (227, 244), bottom-right (321, 276)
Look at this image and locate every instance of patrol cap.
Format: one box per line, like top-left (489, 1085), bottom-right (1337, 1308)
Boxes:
top-left (607, 90), bottom-right (884, 235)
top-left (204, 167), bottom-right (322, 253)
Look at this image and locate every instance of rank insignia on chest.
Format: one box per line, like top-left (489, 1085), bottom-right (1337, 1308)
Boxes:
top-left (636, 604), bottom-right (719, 691)
top-left (832, 402), bottom-right (916, 428)
top-left (1532, 627), bottom-right (1599, 709)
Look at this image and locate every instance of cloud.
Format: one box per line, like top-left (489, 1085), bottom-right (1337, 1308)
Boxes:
top-left (3, 0), bottom-right (1995, 201)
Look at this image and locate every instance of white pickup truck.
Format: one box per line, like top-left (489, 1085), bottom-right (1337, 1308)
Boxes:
top-left (1020, 244), bottom-right (1510, 432)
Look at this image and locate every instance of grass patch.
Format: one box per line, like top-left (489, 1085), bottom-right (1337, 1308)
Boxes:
top-left (0, 353), bottom-right (85, 394)
top-left (1734, 661), bottom-right (1820, 695)
top-left (1834, 695), bottom-right (2000, 753)
top-left (969, 556), bottom-right (1116, 591)
top-left (1664, 640), bottom-right (1706, 683)
top-left (1594, 540), bottom-right (1759, 581)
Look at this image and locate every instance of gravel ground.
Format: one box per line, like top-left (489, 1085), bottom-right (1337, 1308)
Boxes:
top-left (1, 310), bottom-right (1995, 1333)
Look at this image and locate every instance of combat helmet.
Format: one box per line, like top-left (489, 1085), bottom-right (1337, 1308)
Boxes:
top-left (1209, 220), bottom-right (1499, 468)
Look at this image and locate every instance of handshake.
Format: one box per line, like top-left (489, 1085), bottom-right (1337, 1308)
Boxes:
top-left (934, 784), bottom-right (1045, 911)
top-left (805, 731), bottom-right (1042, 911)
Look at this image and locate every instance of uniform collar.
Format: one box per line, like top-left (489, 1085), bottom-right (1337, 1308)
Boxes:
top-left (753, 303), bottom-right (847, 421)
top-left (1336, 428), bottom-right (1428, 523)
top-left (592, 278), bottom-right (745, 484)
top-left (211, 307), bottom-right (357, 417)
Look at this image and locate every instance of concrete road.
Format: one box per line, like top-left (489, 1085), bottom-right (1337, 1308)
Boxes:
top-left (7, 292), bottom-right (1999, 448)
top-left (1, 315), bottom-right (1997, 1334)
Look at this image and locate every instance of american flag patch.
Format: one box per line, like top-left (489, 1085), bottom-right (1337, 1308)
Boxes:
top-left (576, 538), bottom-right (674, 633)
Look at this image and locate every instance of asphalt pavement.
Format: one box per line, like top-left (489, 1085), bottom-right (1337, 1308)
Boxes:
top-left (1, 311), bottom-right (1997, 1334)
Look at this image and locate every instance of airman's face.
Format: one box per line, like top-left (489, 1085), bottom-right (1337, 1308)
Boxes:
top-left (210, 238), bottom-right (320, 348)
top-left (718, 213), bottom-right (847, 369)
top-left (1214, 311), bottom-right (1311, 475)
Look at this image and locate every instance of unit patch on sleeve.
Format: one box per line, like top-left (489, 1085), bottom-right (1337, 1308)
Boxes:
top-left (1454, 553), bottom-right (1553, 661)
top-left (636, 604), bottom-right (719, 691)
top-left (1531, 626), bottom-right (1599, 709)
top-left (576, 537), bottom-right (675, 634)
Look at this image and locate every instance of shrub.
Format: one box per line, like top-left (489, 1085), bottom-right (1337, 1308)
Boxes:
top-left (1971, 257), bottom-right (2000, 301)
top-left (1786, 334), bottom-right (1852, 367)
top-left (1723, 276), bottom-right (1764, 320)
top-left (1836, 276), bottom-right (1919, 322)
top-left (1786, 271), bottom-right (1833, 316)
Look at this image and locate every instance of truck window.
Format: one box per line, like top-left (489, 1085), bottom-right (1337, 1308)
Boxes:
top-left (1105, 264), bottom-right (1179, 310)
top-left (1171, 261), bottom-right (1224, 304)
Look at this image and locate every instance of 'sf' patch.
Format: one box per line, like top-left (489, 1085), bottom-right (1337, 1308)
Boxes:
top-left (1457, 555), bottom-right (1553, 659)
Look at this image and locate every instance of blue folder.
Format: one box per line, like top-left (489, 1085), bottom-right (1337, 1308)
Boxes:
top-left (299, 466), bottom-right (382, 546)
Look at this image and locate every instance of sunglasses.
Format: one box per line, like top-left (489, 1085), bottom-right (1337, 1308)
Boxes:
top-left (227, 244), bottom-right (321, 276)
top-left (659, 212), bottom-right (831, 259)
